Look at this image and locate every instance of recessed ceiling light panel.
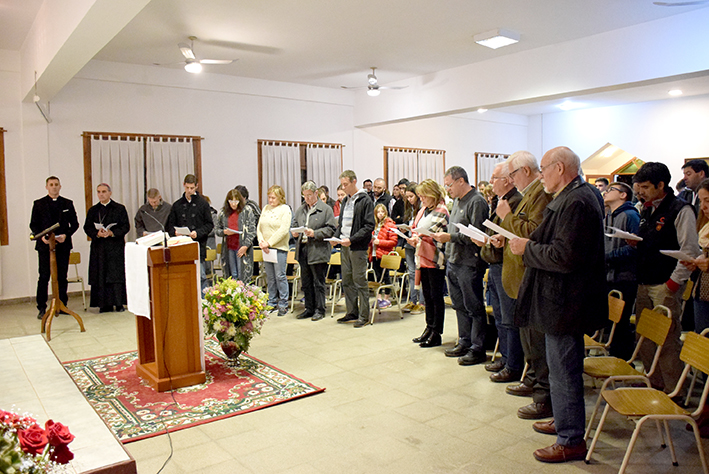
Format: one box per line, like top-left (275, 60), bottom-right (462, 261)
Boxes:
top-left (668, 89), bottom-right (683, 96)
top-left (557, 100), bottom-right (585, 111)
top-left (474, 28), bottom-right (520, 49)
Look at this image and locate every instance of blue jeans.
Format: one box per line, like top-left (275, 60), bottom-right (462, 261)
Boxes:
top-left (200, 260), bottom-right (209, 293)
top-left (227, 249), bottom-right (240, 280)
top-left (405, 247), bottom-right (423, 304)
top-left (488, 263), bottom-right (524, 372)
top-left (264, 249), bottom-right (288, 310)
top-left (546, 333), bottom-right (585, 446)
top-left (447, 263), bottom-right (485, 352)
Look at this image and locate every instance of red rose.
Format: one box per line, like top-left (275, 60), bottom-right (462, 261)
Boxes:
top-left (18, 424), bottom-right (48, 456)
top-left (49, 444), bottom-right (75, 464)
top-left (45, 420), bottom-right (75, 446)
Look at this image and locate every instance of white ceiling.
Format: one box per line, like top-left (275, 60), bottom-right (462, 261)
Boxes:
top-left (3, 0), bottom-right (709, 114)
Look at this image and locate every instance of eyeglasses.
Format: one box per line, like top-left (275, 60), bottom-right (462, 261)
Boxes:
top-left (228, 199), bottom-right (239, 204)
top-left (490, 176), bottom-right (506, 182)
top-left (606, 187), bottom-right (623, 194)
top-left (509, 168), bottom-right (522, 178)
top-left (539, 161), bottom-right (560, 174)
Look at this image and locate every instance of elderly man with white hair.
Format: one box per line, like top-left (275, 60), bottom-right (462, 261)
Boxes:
top-left (509, 146), bottom-right (607, 463)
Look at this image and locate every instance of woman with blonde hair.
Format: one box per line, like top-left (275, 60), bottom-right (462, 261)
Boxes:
top-left (257, 185), bottom-right (292, 316)
top-left (215, 188), bottom-right (256, 281)
top-left (370, 203), bottom-right (399, 308)
top-left (406, 179), bottom-right (449, 347)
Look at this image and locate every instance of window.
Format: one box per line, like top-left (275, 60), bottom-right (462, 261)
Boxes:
top-left (384, 146), bottom-right (446, 187)
top-left (475, 152), bottom-right (509, 186)
top-left (83, 132), bottom-right (202, 241)
top-left (257, 140), bottom-right (342, 209)
top-left (0, 127), bottom-right (6, 245)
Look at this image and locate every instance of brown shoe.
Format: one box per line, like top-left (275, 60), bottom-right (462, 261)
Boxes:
top-left (484, 360), bottom-right (505, 373)
top-left (490, 367), bottom-right (522, 383)
top-left (533, 419), bottom-right (556, 435)
top-left (506, 382), bottom-right (533, 397)
top-left (533, 441), bottom-right (587, 463)
top-left (518, 402), bottom-right (553, 420)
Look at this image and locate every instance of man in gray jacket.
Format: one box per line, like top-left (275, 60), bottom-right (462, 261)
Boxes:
top-left (292, 181), bottom-right (336, 321)
top-left (432, 166), bottom-right (489, 362)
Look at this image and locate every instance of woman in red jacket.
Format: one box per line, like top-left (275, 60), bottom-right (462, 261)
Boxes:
top-left (370, 203), bottom-right (399, 308)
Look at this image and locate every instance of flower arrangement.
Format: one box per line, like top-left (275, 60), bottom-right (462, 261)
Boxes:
top-left (202, 278), bottom-right (270, 353)
top-left (0, 408), bottom-right (75, 473)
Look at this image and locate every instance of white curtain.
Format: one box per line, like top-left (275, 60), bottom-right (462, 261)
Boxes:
top-left (418, 150), bottom-right (445, 185)
top-left (477, 153), bottom-right (507, 185)
top-left (146, 137), bottom-right (195, 205)
top-left (387, 149), bottom-right (419, 186)
top-left (261, 142), bottom-right (301, 210)
top-left (306, 144), bottom-right (341, 194)
top-left (90, 136), bottom-right (145, 242)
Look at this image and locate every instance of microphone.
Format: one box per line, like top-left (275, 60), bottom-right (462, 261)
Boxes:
top-left (141, 209), bottom-right (170, 263)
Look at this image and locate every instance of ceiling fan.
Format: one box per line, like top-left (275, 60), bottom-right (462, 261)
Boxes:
top-left (157, 36), bottom-right (238, 73)
top-left (341, 67), bottom-right (408, 96)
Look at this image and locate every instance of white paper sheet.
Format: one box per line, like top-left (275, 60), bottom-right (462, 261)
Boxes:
top-left (124, 243), bottom-right (150, 318)
top-left (174, 226), bottom-right (191, 236)
top-left (262, 248), bottom-right (279, 263)
top-left (290, 226), bottom-right (308, 234)
top-left (660, 250), bottom-right (696, 261)
top-left (604, 226), bottom-right (643, 241)
top-left (325, 237), bottom-right (345, 243)
top-left (453, 222), bottom-right (488, 243)
top-left (483, 219), bottom-right (521, 241)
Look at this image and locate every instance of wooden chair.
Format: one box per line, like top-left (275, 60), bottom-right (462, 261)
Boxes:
top-left (287, 250), bottom-right (301, 313)
top-left (584, 290), bottom-right (625, 356)
top-left (67, 251), bottom-right (87, 311)
top-left (684, 327), bottom-right (709, 406)
top-left (392, 247), bottom-right (409, 304)
top-left (213, 242), bottom-right (223, 277)
top-left (585, 330), bottom-right (709, 474)
top-left (584, 305), bottom-right (672, 441)
top-left (325, 252), bottom-right (343, 317)
top-left (369, 251), bottom-right (403, 324)
top-left (251, 248), bottom-right (267, 288)
top-left (204, 247), bottom-right (218, 286)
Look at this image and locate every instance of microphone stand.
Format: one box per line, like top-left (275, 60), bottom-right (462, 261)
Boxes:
top-left (31, 224), bottom-right (85, 341)
top-left (142, 209), bottom-right (170, 263)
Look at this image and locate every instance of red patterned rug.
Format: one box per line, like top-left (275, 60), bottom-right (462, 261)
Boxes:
top-left (63, 339), bottom-right (324, 443)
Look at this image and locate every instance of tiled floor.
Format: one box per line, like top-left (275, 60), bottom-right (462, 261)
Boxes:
top-left (1, 296), bottom-right (707, 473)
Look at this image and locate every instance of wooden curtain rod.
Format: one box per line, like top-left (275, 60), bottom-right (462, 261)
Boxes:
top-left (257, 139), bottom-right (344, 148)
top-left (82, 132), bottom-right (203, 140)
top-left (385, 146), bottom-right (445, 154)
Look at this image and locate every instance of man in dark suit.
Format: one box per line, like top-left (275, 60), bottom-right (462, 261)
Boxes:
top-left (510, 147), bottom-right (607, 463)
top-left (30, 176), bottom-right (79, 319)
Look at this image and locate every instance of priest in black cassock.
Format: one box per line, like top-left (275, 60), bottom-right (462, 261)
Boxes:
top-left (83, 183), bottom-right (130, 313)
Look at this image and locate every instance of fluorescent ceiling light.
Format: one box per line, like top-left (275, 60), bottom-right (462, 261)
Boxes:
top-left (184, 60), bottom-right (202, 73)
top-left (668, 89), bottom-right (683, 96)
top-left (474, 28), bottom-right (520, 49)
top-left (477, 108), bottom-right (488, 114)
top-left (367, 88), bottom-right (380, 97)
top-left (557, 100), bottom-right (585, 111)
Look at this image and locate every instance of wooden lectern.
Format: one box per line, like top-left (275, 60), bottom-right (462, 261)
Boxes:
top-left (135, 242), bottom-right (206, 392)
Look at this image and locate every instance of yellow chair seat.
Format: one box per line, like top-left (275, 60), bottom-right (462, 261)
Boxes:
top-left (584, 334), bottom-right (604, 348)
top-left (602, 388), bottom-right (690, 418)
top-left (583, 357), bottom-right (643, 379)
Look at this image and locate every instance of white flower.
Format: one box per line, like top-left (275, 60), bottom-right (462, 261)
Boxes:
top-left (226, 325), bottom-right (237, 337)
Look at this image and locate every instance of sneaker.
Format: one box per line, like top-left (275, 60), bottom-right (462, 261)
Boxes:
top-left (277, 307), bottom-right (288, 317)
top-left (402, 302), bottom-right (414, 313)
top-left (377, 299), bottom-right (392, 309)
top-left (411, 304), bottom-right (425, 314)
top-left (354, 318), bottom-right (369, 328)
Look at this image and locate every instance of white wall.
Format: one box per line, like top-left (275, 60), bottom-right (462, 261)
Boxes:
top-left (539, 94), bottom-right (709, 185)
top-left (354, 110), bottom-right (529, 184)
top-left (1, 61), bottom-right (357, 301)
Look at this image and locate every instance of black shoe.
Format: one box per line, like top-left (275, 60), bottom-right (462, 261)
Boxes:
top-left (296, 311), bottom-right (314, 320)
top-left (311, 312), bottom-right (325, 321)
top-left (490, 367), bottom-right (523, 383)
top-left (506, 382), bottom-right (534, 397)
top-left (517, 402), bottom-right (553, 420)
top-left (485, 360), bottom-right (505, 373)
top-left (419, 332), bottom-right (441, 348)
top-left (37, 309), bottom-right (46, 320)
top-left (115, 306), bottom-right (126, 312)
top-left (458, 350), bottom-right (487, 366)
top-left (444, 343), bottom-right (470, 357)
top-left (412, 327), bottom-right (433, 343)
top-left (337, 313), bottom-right (358, 323)
top-left (353, 318), bottom-right (369, 328)
top-left (99, 306), bottom-right (113, 313)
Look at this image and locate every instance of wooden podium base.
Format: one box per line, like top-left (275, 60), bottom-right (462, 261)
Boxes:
top-left (135, 361), bottom-right (206, 392)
